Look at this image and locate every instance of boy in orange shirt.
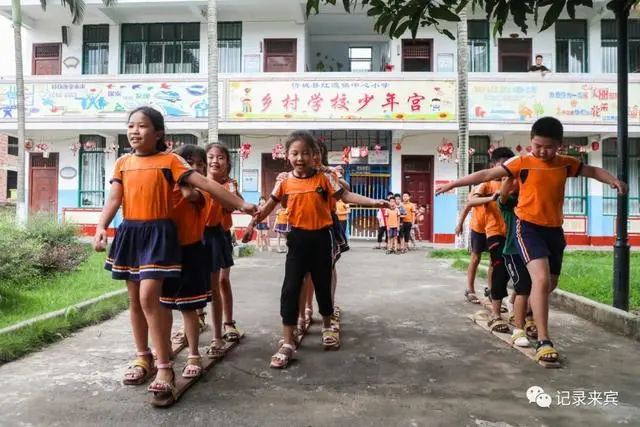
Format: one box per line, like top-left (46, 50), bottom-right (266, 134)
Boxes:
top-left (401, 192), bottom-right (415, 252)
top-left (386, 198), bottom-right (400, 254)
top-left (437, 117), bottom-right (627, 363)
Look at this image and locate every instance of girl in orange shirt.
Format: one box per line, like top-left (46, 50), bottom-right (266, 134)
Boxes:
top-left (251, 130), bottom-right (388, 369)
top-left (204, 143), bottom-right (244, 358)
top-left (255, 197), bottom-right (271, 251)
top-left (274, 206), bottom-right (290, 253)
top-left (93, 107), bottom-right (255, 407)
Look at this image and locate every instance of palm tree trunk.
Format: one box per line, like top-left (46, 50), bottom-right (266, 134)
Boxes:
top-left (207, 0), bottom-right (218, 145)
top-left (12, 0), bottom-right (27, 223)
top-left (456, 8), bottom-right (469, 249)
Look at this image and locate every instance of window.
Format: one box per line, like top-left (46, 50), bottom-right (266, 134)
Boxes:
top-left (166, 134), bottom-right (198, 148)
top-left (601, 20), bottom-right (640, 73)
top-left (78, 135), bottom-right (106, 207)
top-left (220, 134), bottom-right (241, 181)
top-left (469, 136), bottom-right (490, 173)
top-left (7, 136), bottom-right (18, 156)
top-left (312, 130), bottom-right (391, 152)
top-left (468, 20), bottom-right (489, 72)
top-left (349, 47), bottom-right (373, 72)
top-left (603, 138), bottom-right (640, 215)
top-left (556, 20), bottom-right (588, 73)
top-left (6, 170), bottom-right (16, 200)
top-left (402, 40), bottom-right (432, 71)
top-left (82, 24), bottom-right (109, 75)
top-left (562, 138), bottom-right (588, 215)
top-left (121, 23), bottom-right (200, 74)
top-left (219, 22), bottom-right (242, 73)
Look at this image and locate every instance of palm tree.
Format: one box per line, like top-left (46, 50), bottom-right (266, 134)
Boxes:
top-left (455, 8), bottom-right (469, 249)
top-left (207, 0), bottom-right (218, 145)
top-left (11, 0), bottom-right (115, 223)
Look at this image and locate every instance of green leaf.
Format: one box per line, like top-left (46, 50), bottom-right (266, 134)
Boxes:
top-left (392, 20), bottom-right (411, 38)
top-left (541, 0), bottom-right (567, 31)
top-left (306, 0), bottom-right (320, 16)
top-left (441, 28), bottom-right (455, 40)
top-left (367, 6), bottom-right (384, 16)
top-left (342, 0), bottom-right (351, 12)
top-left (429, 5), bottom-right (462, 22)
top-left (567, 0), bottom-right (577, 18)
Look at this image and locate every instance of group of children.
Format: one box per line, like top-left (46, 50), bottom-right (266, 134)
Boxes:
top-left (439, 116), bottom-right (627, 363)
top-left (93, 109), bottom-right (388, 405)
top-left (375, 192), bottom-right (425, 253)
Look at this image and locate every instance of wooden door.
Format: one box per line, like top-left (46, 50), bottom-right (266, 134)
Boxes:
top-left (402, 39), bottom-right (433, 71)
top-left (261, 153), bottom-right (290, 235)
top-left (29, 153), bottom-right (59, 214)
top-left (498, 39), bottom-right (532, 72)
top-left (32, 43), bottom-right (62, 75)
top-left (401, 155), bottom-right (433, 241)
top-left (264, 39), bottom-right (297, 72)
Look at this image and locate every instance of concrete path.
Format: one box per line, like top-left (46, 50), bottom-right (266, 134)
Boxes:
top-left (0, 246), bottom-right (639, 427)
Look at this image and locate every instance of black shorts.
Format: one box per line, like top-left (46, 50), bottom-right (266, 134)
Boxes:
top-left (402, 222), bottom-right (413, 242)
top-left (470, 230), bottom-right (487, 253)
top-left (504, 253), bottom-right (532, 295)
top-left (515, 219), bottom-right (566, 276)
top-left (160, 242), bottom-right (210, 311)
top-left (487, 235), bottom-right (509, 300)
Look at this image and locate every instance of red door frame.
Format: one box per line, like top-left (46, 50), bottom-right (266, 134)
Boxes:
top-left (32, 43), bottom-right (62, 75)
top-left (263, 39), bottom-right (297, 72)
top-left (401, 155), bottom-right (434, 242)
top-left (29, 153), bottom-right (59, 214)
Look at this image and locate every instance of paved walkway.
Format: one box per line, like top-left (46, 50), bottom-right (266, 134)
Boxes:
top-left (0, 247), bottom-right (639, 427)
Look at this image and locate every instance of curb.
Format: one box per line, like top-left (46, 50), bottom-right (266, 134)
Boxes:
top-left (0, 288), bottom-right (128, 336)
top-left (444, 259), bottom-right (640, 342)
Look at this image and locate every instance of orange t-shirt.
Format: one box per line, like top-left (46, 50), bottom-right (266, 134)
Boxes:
top-left (275, 209), bottom-right (289, 225)
top-left (171, 186), bottom-right (207, 246)
top-left (110, 152), bottom-right (193, 221)
top-left (469, 185), bottom-right (486, 233)
top-left (336, 200), bottom-right (349, 221)
top-left (386, 208), bottom-right (399, 228)
top-left (476, 180), bottom-right (506, 237)
top-left (271, 171), bottom-right (343, 230)
top-left (204, 179), bottom-right (238, 229)
top-left (503, 153), bottom-right (583, 227)
top-left (403, 202), bottom-right (415, 223)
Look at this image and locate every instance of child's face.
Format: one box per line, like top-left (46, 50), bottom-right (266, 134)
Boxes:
top-left (530, 136), bottom-right (560, 162)
top-left (127, 111), bottom-right (162, 154)
top-left (402, 193), bottom-right (410, 202)
top-left (419, 206), bottom-right (425, 214)
top-left (389, 199), bottom-right (396, 208)
top-left (207, 147), bottom-right (229, 179)
top-left (288, 140), bottom-right (313, 173)
top-left (312, 149), bottom-right (321, 168)
top-left (185, 156), bottom-right (206, 175)
top-left (395, 196), bottom-right (401, 204)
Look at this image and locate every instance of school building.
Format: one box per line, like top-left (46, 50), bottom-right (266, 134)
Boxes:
top-left (0, 0), bottom-right (639, 244)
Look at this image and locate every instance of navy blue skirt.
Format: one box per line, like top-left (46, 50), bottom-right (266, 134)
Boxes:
top-left (105, 219), bottom-right (181, 281)
top-left (331, 212), bottom-right (349, 262)
top-left (160, 241), bottom-right (210, 311)
top-left (204, 225), bottom-right (234, 273)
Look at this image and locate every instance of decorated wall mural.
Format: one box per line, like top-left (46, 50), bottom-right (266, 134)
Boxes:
top-left (0, 81), bottom-right (223, 121)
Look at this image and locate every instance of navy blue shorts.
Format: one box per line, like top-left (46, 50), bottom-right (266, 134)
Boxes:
top-left (105, 219), bottom-right (181, 281)
top-left (204, 225), bottom-right (234, 273)
top-left (160, 241), bottom-right (210, 311)
top-left (470, 230), bottom-right (487, 254)
top-left (515, 219), bottom-right (566, 276)
top-left (256, 222), bottom-right (269, 231)
top-left (388, 227), bottom-right (398, 238)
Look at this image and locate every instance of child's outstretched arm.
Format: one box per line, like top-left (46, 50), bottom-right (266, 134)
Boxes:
top-left (498, 178), bottom-right (517, 205)
top-left (435, 166), bottom-right (508, 196)
top-left (466, 195), bottom-right (497, 208)
top-left (94, 182), bottom-right (123, 251)
top-left (580, 165), bottom-right (628, 195)
top-left (186, 173), bottom-right (256, 214)
top-left (338, 190), bottom-right (389, 208)
top-left (253, 198), bottom-right (278, 223)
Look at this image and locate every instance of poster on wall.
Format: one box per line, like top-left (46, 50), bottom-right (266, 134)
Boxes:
top-left (0, 80), bottom-right (224, 121)
top-left (242, 169), bottom-right (259, 192)
top-left (243, 54), bottom-right (261, 73)
top-left (368, 150), bottom-right (390, 165)
top-left (227, 79), bottom-right (456, 121)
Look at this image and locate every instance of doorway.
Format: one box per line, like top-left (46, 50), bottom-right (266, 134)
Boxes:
top-left (32, 43), bottom-right (62, 75)
top-left (264, 39), bottom-right (297, 72)
top-left (29, 153), bottom-right (59, 214)
top-left (401, 155), bottom-right (434, 242)
top-left (261, 153), bottom-right (289, 236)
top-left (498, 38), bottom-right (532, 72)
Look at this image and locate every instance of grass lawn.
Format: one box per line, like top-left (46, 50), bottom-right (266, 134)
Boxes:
top-left (430, 250), bottom-right (640, 313)
top-left (0, 252), bottom-right (122, 329)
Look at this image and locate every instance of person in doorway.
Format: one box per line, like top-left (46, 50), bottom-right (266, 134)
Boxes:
top-left (529, 55), bottom-right (550, 73)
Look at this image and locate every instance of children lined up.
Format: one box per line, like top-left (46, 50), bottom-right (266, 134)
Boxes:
top-left (437, 116), bottom-right (627, 363)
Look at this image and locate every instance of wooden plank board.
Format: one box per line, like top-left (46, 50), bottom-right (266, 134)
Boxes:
top-left (468, 309), bottom-right (561, 369)
top-left (151, 332), bottom-right (245, 408)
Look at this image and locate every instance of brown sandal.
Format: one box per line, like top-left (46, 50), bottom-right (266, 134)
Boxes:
top-left (270, 344), bottom-right (295, 369)
top-left (123, 350), bottom-right (156, 385)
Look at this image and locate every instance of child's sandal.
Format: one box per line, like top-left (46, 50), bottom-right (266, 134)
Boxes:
top-left (322, 328), bottom-right (341, 351)
top-left (270, 344), bottom-right (295, 369)
top-left (148, 363), bottom-right (176, 394)
top-left (535, 340), bottom-right (559, 363)
top-left (206, 338), bottom-right (226, 360)
top-left (123, 350), bottom-right (156, 385)
top-left (182, 356), bottom-right (203, 379)
top-left (524, 318), bottom-right (538, 339)
top-left (222, 321), bottom-right (241, 343)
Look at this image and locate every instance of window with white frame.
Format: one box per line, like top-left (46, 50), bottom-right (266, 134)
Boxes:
top-left (562, 137), bottom-right (588, 215)
top-left (601, 20), bottom-right (640, 73)
top-left (79, 135), bottom-right (106, 207)
top-left (220, 134), bottom-right (241, 181)
top-left (469, 136), bottom-right (490, 173)
top-left (556, 20), bottom-right (588, 73)
top-left (349, 47), bottom-right (373, 72)
top-left (603, 138), bottom-right (640, 215)
top-left (468, 20), bottom-right (489, 72)
top-left (218, 22), bottom-right (242, 73)
top-left (82, 24), bottom-right (109, 75)
top-left (7, 136), bottom-right (18, 156)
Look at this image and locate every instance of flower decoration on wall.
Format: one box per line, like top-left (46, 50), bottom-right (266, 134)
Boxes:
top-left (24, 140), bottom-right (33, 151)
top-left (373, 143), bottom-right (382, 154)
top-left (69, 142), bottom-right (81, 156)
top-left (436, 138), bottom-right (455, 162)
top-left (515, 144), bottom-right (523, 153)
top-left (360, 146), bottom-right (369, 158)
top-left (240, 143), bottom-right (252, 160)
top-left (35, 143), bottom-right (49, 153)
top-left (272, 142), bottom-right (286, 160)
top-left (104, 142), bottom-right (118, 156)
top-left (342, 146), bottom-right (351, 164)
top-left (468, 147), bottom-right (476, 157)
top-left (83, 140), bottom-right (97, 150)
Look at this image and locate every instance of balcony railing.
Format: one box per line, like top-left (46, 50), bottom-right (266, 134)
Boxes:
top-left (0, 72), bottom-right (638, 127)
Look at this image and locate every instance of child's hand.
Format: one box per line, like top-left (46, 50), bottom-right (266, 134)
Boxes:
top-left (241, 202), bottom-right (258, 215)
top-left (375, 199), bottom-right (391, 208)
top-left (241, 224), bottom-right (254, 243)
top-left (611, 180), bottom-right (628, 195)
top-left (435, 183), bottom-right (453, 196)
top-left (93, 228), bottom-right (107, 252)
top-left (454, 224), bottom-right (463, 236)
